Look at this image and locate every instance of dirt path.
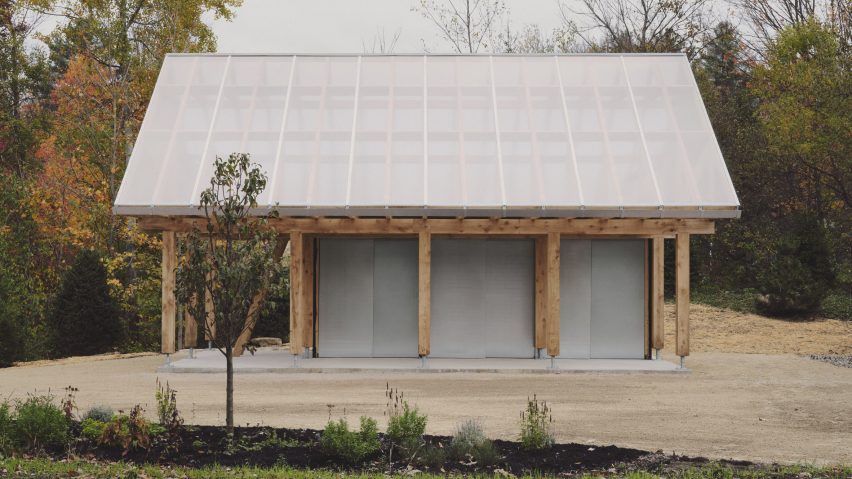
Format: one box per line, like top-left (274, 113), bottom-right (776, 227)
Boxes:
top-left (2, 305), bottom-right (850, 465)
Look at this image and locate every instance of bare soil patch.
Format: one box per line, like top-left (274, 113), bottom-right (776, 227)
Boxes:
top-left (665, 303), bottom-right (851, 355)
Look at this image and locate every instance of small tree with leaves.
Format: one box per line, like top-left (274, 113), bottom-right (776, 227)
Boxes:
top-left (175, 153), bottom-right (279, 434)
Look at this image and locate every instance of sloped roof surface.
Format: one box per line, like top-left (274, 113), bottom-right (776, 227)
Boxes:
top-left (114, 54), bottom-right (739, 218)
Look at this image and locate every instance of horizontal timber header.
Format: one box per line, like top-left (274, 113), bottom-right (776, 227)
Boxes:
top-left (137, 217), bottom-right (714, 236)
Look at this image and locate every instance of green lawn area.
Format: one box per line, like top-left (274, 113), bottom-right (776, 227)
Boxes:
top-left (1, 458), bottom-right (850, 479)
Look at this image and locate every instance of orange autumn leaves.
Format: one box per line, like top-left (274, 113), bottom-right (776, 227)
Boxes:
top-left (32, 55), bottom-right (145, 253)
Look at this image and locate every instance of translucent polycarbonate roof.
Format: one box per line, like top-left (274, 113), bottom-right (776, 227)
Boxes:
top-left (114, 54), bottom-right (740, 218)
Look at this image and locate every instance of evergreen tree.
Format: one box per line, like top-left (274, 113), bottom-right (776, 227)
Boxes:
top-left (49, 250), bottom-right (125, 357)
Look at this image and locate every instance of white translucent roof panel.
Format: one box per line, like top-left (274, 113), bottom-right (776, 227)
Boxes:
top-left (114, 54), bottom-right (740, 218)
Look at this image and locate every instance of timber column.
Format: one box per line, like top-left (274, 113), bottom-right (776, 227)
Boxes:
top-left (675, 233), bottom-right (690, 366)
top-left (161, 231), bottom-right (177, 354)
top-left (651, 237), bottom-right (665, 359)
top-left (289, 231), bottom-right (305, 356)
top-left (534, 237), bottom-right (547, 356)
top-left (546, 232), bottom-right (560, 360)
top-left (418, 230), bottom-right (431, 358)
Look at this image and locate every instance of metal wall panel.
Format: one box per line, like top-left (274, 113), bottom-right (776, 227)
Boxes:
top-left (431, 239), bottom-right (534, 358)
top-left (558, 240), bottom-right (592, 358)
top-left (430, 240), bottom-right (487, 358)
top-left (484, 240), bottom-right (536, 358)
top-left (372, 240), bottom-right (419, 357)
top-left (590, 240), bottom-right (646, 358)
top-left (317, 239), bottom-right (374, 357)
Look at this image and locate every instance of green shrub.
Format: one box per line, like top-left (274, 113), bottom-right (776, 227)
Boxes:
top-left (14, 395), bottom-right (69, 452)
top-left (820, 290), bottom-right (852, 320)
top-left (754, 217), bottom-right (835, 317)
top-left (519, 395), bottom-right (553, 450)
top-left (0, 243), bottom-right (29, 367)
top-left (387, 402), bottom-right (427, 457)
top-left (82, 405), bottom-right (114, 423)
top-left (80, 418), bottom-right (106, 442)
top-left (48, 250), bottom-right (125, 357)
top-left (0, 401), bottom-right (14, 456)
top-left (320, 416), bottom-right (380, 464)
top-left (448, 419), bottom-right (498, 466)
top-left (99, 405), bottom-right (152, 454)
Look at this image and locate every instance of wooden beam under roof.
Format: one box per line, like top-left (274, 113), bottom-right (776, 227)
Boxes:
top-left (137, 217), bottom-right (715, 236)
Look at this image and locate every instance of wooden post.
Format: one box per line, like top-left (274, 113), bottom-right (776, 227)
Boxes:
top-left (289, 231), bottom-right (304, 355)
top-left (675, 233), bottom-right (690, 357)
top-left (184, 306), bottom-right (198, 348)
top-left (534, 236), bottom-right (547, 350)
top-left (302, 237), bottom-right (315, 349)
top-left (651, 237), bottom-right (665, 352)
top-left (161, 231), bottom-right (176, 354)
top-left (418, 230), bottom-right (431, 357)
top-left (643, 240), bottom-right (650, 359)
top-left (204, 274), bottom-right (215, 343)
top-left (546, 232), bottom-right (560, 358)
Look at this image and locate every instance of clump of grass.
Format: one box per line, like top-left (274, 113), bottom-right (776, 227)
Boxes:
top-left (82, 405), bottom-right (114, 423)
top-left (447, 419), bottom-right (498, 466)
top-left (518, 394), bottom-right (553, 450)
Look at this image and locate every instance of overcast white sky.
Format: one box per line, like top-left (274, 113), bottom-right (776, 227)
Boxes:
top-left (209, 0), bottom-right (580, 54)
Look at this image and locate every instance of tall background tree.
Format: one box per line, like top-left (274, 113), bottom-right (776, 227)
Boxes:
top-left (0, 0), bottom-right (241, 366)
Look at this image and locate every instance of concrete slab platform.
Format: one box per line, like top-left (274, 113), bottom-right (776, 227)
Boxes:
top-left (160, 348), bottom-right (687, 374)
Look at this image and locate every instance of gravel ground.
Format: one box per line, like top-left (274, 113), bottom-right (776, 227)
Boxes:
top-left (1, 351), bottom-right (851, 466)
top-left (809, 354), bottom-right (852, 368)
top-left (2, 304), bottom-right (850, 466)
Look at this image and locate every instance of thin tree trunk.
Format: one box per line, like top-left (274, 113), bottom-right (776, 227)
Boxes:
top-left (226, 344), bottom-right (234, 435)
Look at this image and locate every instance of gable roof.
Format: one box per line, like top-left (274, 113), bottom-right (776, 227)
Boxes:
top-left (114, 53), bottom-right (739, 218)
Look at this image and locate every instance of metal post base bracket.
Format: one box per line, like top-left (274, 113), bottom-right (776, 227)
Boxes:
top-left (292, 355), bottom-right (300, 368)
top-left (548, 356), bottom-right (558, 370)
top-left (419, 356), bottom-right (428, 369)
top-left (679, 356), bottom-right (685, 369)
top-left (655, 348), bottom-right (661, 360)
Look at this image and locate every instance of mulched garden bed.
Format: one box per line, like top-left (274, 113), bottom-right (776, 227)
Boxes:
top-left (62, 423), bottom-right (761, 476)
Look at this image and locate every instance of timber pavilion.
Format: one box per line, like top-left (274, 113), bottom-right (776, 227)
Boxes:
top-left (114, 53), bottom-right (739, 367)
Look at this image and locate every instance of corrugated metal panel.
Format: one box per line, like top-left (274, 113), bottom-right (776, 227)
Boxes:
top-left (559, 240), bottom-right (592, 358)
top-left (430, 240), bottom-right (487, 358)
top-left (431, 239), bottom-right (534, 358)
top-left (484, 240), bottom-right (535, 358)
top-left (317, 239), bottom-right (374, 357)
top-left (372, 240), bottom-right (419, 357)
top-left (590, 240), bottom-right (646, 358)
